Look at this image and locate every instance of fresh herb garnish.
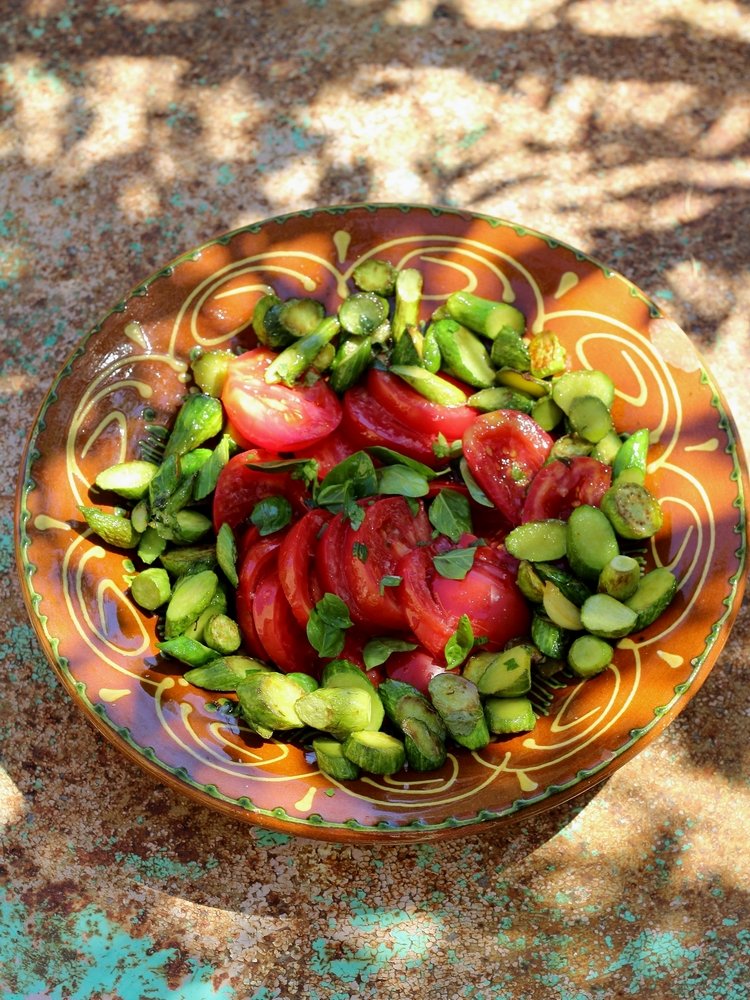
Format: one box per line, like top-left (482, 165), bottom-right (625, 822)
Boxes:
top-left (428, 489), bottom-right (473, 542)
top-left (459, 457), bottom-right (494, 508)
top-left (246, 456), bottom-right (319, 489)
top-left (432, 545), bottom-right (477, 580)
top-left (366, 446), bottom-right (442, 481)
top-left (305, 592), bottom-right (353, 658)
top-left (375, 464), bottom-right (430, 498)
top-left (352, 541), bottom-right (368, 562)
top-left (362, 637), bottom-right (418, 669)
top-left (314, 451), bottom-right (377, 525)
top-left (444, 614), bottom-right (475, 668)
top-left (378, 574), bottom-right (402, 595)
top-left (250, 495), bottom-right (293, 536)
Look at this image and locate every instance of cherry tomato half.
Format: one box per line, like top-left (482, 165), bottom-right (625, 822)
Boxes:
top-left (522, 456), bottom-right (612, 523)
top-left (222, 348), bottom-right (342, 451)
top-left (463, 410), bottom-right (553, 527)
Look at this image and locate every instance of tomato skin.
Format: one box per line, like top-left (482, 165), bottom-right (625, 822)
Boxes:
top-left (463, 410), bottom-right (553, 527)
top-left (235, 535), bottom-right (286, 660)
top-left (398, 543), bottom-right (531, 661)
top-left (315, 512), bottom-right (357, 610)
top-left (341, 384), bottom-right (443, 468)
top-left (212, 449), bottom-right (311, 533)
top-left (252, 570), bottom-right (319, 675)
top-left (344, 497), bottom-right (432, 632)
top-left (277, 508), bottom-right (331, 627)
top-left (222, 348), bottom-right (342, 451)
top-left (522, 457), bottom-right (612, 523)
top-left (385, 648), bottom-right (448, 695)
top-left (366, 369), bottom-right (478, 442)
top-left (292, 425), bottom-right (359, 478)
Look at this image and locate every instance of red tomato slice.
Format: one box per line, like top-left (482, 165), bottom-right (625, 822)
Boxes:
top-left (341, 384), bottom-right (443, 468)
top-left (315, 512), bottom-right (358, 610)
top-left (212, 449), bottom-right (311, 533)
top-left (427, 479), bottom-right (510, 542)
top-left (344, 497), bottom-right (432, 632)
top-left (277, 508), bottom-right (331, 627)
top-left (235, 535), bottom-right (285, 660)
top-left (292, 425), bottom-right (359, 478)
top-left (522, 457), bottom-right (612, 523)
top-left (222, 348), bottom-right (342, 451)
top-left (398, 544), bottom-right (531, 661)
top-left (385, 648), bottom-right (448, 695)
top-left (252, 570), bottom-right (318, 675)
top-left (463, 410), bottom-right (553, 527)
top-left (365, 369), bottom-right (478, 442)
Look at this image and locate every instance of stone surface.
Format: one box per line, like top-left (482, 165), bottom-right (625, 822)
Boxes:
top-left (1, 2), bottom-right (748, 998)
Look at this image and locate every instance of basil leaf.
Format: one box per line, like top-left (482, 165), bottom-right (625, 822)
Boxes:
top-left (315, 592), bottom-right (353, 629)
top-left (306, 610), bottom-right (345, 658)
top-left (367, 446), bottom-right (440, 481)
top-left (432, 546), bottom-right (477, 580)
top-left (352, 541), bottom-right (368, 562)
top-left (428, 489), bottom-right (473, 542)
top-left (246, 457), bottom-right (319, 488)
top-left (444, 614), bottom-right (474, 669)
top-left (363, 637), bottom-right (417, 669)
top-left (375, 465), bottom-right (430, 498)
top-left (250, 495), bottom-right (293, 536)
top-left (344, 496), bottom-right (365, 530)
top-left (405, 497), bottom-right (420, 517)
top-left (315, 451), bottom-right (377, 509)
top-left (379, 574), bottom-right (402, 595)
top-left (459, 457), bottom-right (494, 508)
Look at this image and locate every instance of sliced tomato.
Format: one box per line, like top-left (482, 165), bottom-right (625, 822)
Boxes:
top-left (365, 369), bottom-right (478, 442)
top-left (235, 535), bottom-right (285, 660)
top-left (315, 512), bottom-right (357, 610)
top-left (463, 410), bottom-right (553, 527)
top-left (277, 508), bottom-right (331, 627)
top-left (427, 479), bottom-right (510, 542)
top-left (398, 543), bottom-right (531, 661)
top-left (212, 449), bottom-right (311, 533)
top-left (222, 348), bottom-right (342, 451)
top-left (522, 456), bottom-right (612, 523)
top-left (341, 384), bottom-right (443, 468)
top-left (385, 647), bottom-right (447, 696)
top-left (344, 497), bottom-right (432, 632)
top-left (252, 570), bottom-right (318, 675)
top-left (292, 425), bottom-right (359, 478)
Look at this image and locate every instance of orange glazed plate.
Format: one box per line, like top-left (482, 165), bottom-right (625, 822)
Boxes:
top-left (16, 205), bottom-right (749, 843)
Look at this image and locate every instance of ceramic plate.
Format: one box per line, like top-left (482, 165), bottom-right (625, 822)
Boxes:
top-left (16, 204), bottom-right (748, 843)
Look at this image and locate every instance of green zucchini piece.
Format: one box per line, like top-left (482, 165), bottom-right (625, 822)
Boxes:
top-left (286, 672), bottom-right (319, 695)
top-left (321, 659), bottom-right (384, 732)
top-left (531, 395), bottom-right (564, 432)
top-left (95, 460), bottom-right (159, 500)
top-left (157, 509), bottom-right (212, 544)
top-left (216, 521), bottom-right (238, 588)
top-left (548, 435), bottom-right (593, 461)
top-left (542, 582), bottom-right (583, 631)
top-left (516, 560), bottom-right (545, 603)
top-left (613, 428), bottom-right (650, 482)
top-left (484, 696), bottom-right (536, 735)
top-left (528, 331), bottom-right (567, 378)
top-left (352, 258), bottom-right (397, 297)
top-left (377, 678), bottom-right (447, 741)
top-left (202, 613), bottom-right (241, 654)
top-left (467, 386), bottom-right (534, 414)
top-left (427, 673), bottom-right (490, 750)
top-left (131, 567), bottom-right (172, 611)
top-left (163, 393), bottom-right (224, 460)
top-left (445, 290), bottom-right (526, 339)
top-left (598, 555), bottom-right (641, 600)
top-left (157, 635), bottom-right (219, 667)
top-left (236, 672), bottom-right (305, 736)
top-left (329, 335), bottom-right (373, 393)
top-left (182, 588), bottom-right (229, 641)
top-left (531, 612), bottom-right (570, 659)
top-left (490, 328), bottom-right (531, 370)
top-left (390, 365), bottom-right (468, 405)
top-left (567, 395), bottom-right (614, 444)
top-left (591, 430), bottom-right (622, 466)
top-left (391, 324), bottom-right (423, 366)
top-left (164, 569), bottom-right (218, 638)
top-left (131, 499), bottom-right (150, 534)
top-left (566, 505), bottom-right (619, 582)
top-left (580, 593), bottom-right (637, 639)
top-left (600, 481), bottom-right (664, 540)
top-left (342, 730), bottom-right (406, 775)
top-left (496, 368), bottom-right (549, 398)
top-left (551, 369), bottom-right (615, 415)
top-left (313, 738), bottom-right (361, 781)
top-left (194, 435), bottom-right (233, 502)
top-left (422, 325), bottom-right (441, 373)
top-left (79, 505), bottom-right (140, 549)
top-left (278, 297), bottom-right (326, 337)
top-left (431, 318), bottom-right (496, 388)
top-left (264, 316), bottom-right (340, 387)
top-left (159, 544), bottom-right (217, 577)
top-left (475, 645), bottom-right (532, 698)
top-left (184, 655), bottom-right (270, 691)
top-left (136, 525), bottom-right (168, 565)
top-left (462, 651), bottom-right (495, 686)
top-left (338, 292), bottom-right (388, 336)
top-left (504, 519), bottom-right (567, 562)
top-left (533, 563), bottom-right (592, 606)
top-left (295, 687), bottom-right (373, 740)
top-left (392, 268), bottom-right (423, 342)
top-left (401, 717), bottom-right (447, 772)
top-left (625, 567), bottom-right (678, 630)
top-left (253, 295), bottom-right (292, 349)
top-left (567, 634), bottom-right (613, 678)
top-left (190, 349), bottom-right (235, 398)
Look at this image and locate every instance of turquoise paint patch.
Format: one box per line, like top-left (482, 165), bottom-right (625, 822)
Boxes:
top-left (216, 164), bottom-right (236, 186)
top-left (0, 898), bottom-right (234, 1000)
top-left (252, 828), bottom-right (291, 847)
top-left (114, 849), bottom-right (219, 883)
top-left (604, 930), bottom-right (700, 995)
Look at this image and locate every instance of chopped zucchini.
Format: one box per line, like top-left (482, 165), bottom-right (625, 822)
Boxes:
top-left (600, 481), bottom-right (664, 540)
top-left (484, 696), bottom-right (536, 735)
top-left (427, 672), bottom-right (490, 750)
top-left (567, 635), bottom-right (613, 678)
top-left (338, 292), bottom-right (388, 336)
top-left (329, 335), bottom-right (372, 393)
top-left (157, 635), bottom-right (219, 667)
top-left (445, 290), bottom-right (526, 339)
top-left (94, 460), bottom-right (159, 501)
top-left (130, 567), bottom-right (172, 611)
top-left (431, 318), bottom-right (496, 388)
top-left (184, 655), bottom-right (270, 691)
top-left (313, 738), bottom-right (361, 781)
top-left (566, 505), bottom-right (619, 582)
top-left (190, 349), bottom-right (234, 398)
top-left (237, 671), bottom-right (305, 736)
top-left (625, 567), bottom-right (678, 630)
top-left (162, 393), bottom-right (224, 461)
top-left (352, 258), bottom-right (397, 297)
top-left (342, 730), bottom-right (406, 775)
top-left (580, 593), bottom-right (638, 639)
top-left (504, 519), bottom-right (568, 562)
top-left (78, 505), bottom-right (140, 549)
top-left (164, 568), bottom-right (218, 638)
